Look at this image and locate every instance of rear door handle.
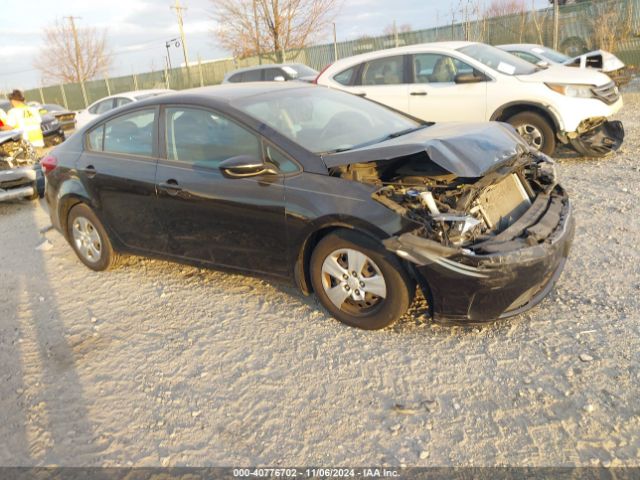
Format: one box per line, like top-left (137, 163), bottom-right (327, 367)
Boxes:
top-left (410, 91), bottom-right (428, 96)
top-left (159, 179), bottom-right (182, 196)
top-left (83, 165), bottom-right (97, 178)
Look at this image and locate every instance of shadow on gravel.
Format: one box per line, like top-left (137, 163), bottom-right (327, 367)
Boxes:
top-left (0, 199), bottom-right (95, 464)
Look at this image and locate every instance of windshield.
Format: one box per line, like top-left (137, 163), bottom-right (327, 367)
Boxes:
top-left (233, 87), bottom-right (421, 154)
top-left (458, 43), bottom-right (538, 75)
top-left (534, 46), bottom-right (571, 63)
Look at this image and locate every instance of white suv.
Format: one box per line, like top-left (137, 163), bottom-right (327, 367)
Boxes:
top-left (316, 41), bottom-right (624, 157)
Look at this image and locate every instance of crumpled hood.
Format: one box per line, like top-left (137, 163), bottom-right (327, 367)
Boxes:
top-left (515, 64), bottom-right (612, 86)
top-left (0, 130), bottom-right (23, 144)
top-left (322, 121), bottom-right (530, 178)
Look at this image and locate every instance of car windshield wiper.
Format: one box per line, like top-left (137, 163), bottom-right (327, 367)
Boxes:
top-left (382, 124), bottom-right (430, 141)
top-left (317, 146), bottom-right (354, 155)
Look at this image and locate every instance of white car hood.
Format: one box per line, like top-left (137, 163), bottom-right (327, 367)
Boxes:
top-left (515, 65), bottom-right (612, 87)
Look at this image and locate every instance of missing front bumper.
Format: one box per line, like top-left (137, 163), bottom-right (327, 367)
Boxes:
top-left (569, 119), bottom-right (624, 157)
top-left (384, 187), bottom-right (574, 323)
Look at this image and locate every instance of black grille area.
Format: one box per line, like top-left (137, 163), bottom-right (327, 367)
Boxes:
top-left (592, 81), bottom-right (620, 105)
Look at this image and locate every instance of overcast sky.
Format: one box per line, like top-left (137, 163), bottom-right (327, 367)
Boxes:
top-left (1, 0), bottom-right (549, 90)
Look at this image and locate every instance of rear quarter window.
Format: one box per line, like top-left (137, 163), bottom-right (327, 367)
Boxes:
top-left (333, 66), bottom-right (357, 86)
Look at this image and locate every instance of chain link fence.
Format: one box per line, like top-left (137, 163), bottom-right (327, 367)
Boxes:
top-left (14, 0), bottom-right (640, 111)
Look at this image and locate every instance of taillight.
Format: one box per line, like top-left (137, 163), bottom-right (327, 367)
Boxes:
top-left (41, 154), bottom-right (58, 174)
top-left (313, 63), bottom-right (333, 84)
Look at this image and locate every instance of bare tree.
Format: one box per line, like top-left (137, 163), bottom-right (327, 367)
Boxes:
top-left (212, 0), bottom-right (338, 62)
top-left (37, 19), bottom-right (111, 84)
top-left (589, 0), bottom-right (634, 52)
top-left (484, 0), bottom-right (526, 18)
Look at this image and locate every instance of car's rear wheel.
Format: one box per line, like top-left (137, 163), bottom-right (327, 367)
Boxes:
top-left (67, 203), bottom-right (121, 271)
top-left (310, 230), bottom-right (415, 330)
top-left (507, 111), bottom-right (556, 156)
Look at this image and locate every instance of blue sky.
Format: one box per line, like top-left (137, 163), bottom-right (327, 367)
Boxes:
top-left (1, 0), bottom-right (549, 89)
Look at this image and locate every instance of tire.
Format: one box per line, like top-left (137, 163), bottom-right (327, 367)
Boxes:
top-left (66, 203), bottom-right (121, 271)
top-left (507, 111), bottom-right (556, 156)
top-left (310, 229), bottom-right (415, 330)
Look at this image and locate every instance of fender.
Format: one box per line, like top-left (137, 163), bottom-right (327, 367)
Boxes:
top-left (490, 101), bottom-right (564, 133)
top-left (52, 178), bottom-right (92, 236)
top-left (292, 215), bottom-right (394, 295)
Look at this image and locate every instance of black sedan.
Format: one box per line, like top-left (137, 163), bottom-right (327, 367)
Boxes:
top-left (42, 83), bottom-right (574, 329)
top-left (33, 103), bottom-right (77, 131)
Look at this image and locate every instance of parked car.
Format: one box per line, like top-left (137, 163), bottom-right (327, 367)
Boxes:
top-left (223, 64), bottom-right (319, 84)
top-left (498, 44), bottom-right (632, 87)
top-left (0, 100), bottom-right (65, 148)
top-left (30, 102), bottom-right (77, 131)
top-left (75, 89), bottom-right (173, 129)
top-left (43, 83), bottom-right (573, 329)
top-left (315, 41), bottom-right (624, 157)
top-left (0, 130), bottom-right (43, 202)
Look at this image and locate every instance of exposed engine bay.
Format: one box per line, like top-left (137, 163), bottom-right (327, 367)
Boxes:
top-left (331, 150), bottom-right (557, 249)
top-left (0, 133), bottom-right (37, 170)
top-left (0, 132), bottom-right (40, 202)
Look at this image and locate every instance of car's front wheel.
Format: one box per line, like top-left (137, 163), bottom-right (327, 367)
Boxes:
top-left (310, 230), bottom-right (415, 330)
top-left (507, 111), bottom-right (556, 156)
top-left (67, 203), bottom-right (121, 271)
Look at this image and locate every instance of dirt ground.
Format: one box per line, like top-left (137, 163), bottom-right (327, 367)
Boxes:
top-left (0, 95), bottom-right (639, 468)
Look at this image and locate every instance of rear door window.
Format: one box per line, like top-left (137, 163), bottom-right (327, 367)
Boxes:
top-left (100, 109), bottom-right (156, 156)
top-left (361, 56), bottom-right (405, 85)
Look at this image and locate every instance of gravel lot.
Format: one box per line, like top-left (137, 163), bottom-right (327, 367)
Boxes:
top-left (0, 95), bottom-right (639, 468)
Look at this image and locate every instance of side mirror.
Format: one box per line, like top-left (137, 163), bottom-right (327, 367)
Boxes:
top-left (273, 75), bottom-right (286, 82)
top-left (536, 60), bottom-right (550, 69)
top-left (219, 155), bottom-right (278, 178)
top-left (454, 72), bottom-right (484, 84)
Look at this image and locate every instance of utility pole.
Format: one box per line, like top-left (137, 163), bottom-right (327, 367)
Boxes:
top-left (171, 0), bottom-right (190, 67)
top-left (64, 16), bottom-right (88, 107)
top-left (553, 0), bottom-right (560, 50)
top-left (333, 23), bottom-right (338, 61)
top-left (252, 0), bottom-right (262, 64)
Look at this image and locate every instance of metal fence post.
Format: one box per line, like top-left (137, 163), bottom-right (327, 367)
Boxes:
top-left (104, 76), bottom-right (111, 96)
top-left (133, 73), bottom-right (139, 91)
top-left (59, 84), bottom-right (69, 110)
top-left (80, 80), bottom-right (89, 108)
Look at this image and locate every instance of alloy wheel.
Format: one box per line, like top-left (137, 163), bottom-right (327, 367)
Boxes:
top-left (321, 248), bottom-right (387, 313)
top-left (516, 123), bottom-right (544, 150)
top-left (72, 216), bottom-right (102, 263)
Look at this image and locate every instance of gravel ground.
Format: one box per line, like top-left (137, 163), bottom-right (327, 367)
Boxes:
top-left (0, 95), bottom-right (639, 468)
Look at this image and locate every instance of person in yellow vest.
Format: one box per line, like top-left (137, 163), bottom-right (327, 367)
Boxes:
top-left (0, 90), bottom-right (45, 148)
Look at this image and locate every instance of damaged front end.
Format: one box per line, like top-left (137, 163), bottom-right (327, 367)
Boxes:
top-left (326, 123), bottom-right (574, 323)
top-left (568, 117), bottom-right (624, 158)
top-left (0, 131), bottom-right (41, 202)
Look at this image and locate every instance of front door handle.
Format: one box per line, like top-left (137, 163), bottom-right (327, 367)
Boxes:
top-left (159, 179), bottom-right (182, 196)
top-left (353, 91), bottom-right (367, 97)
top-left (410, 91), bottom-right (428, 96)
top-left (83, 165), bottom-right (97, 178)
